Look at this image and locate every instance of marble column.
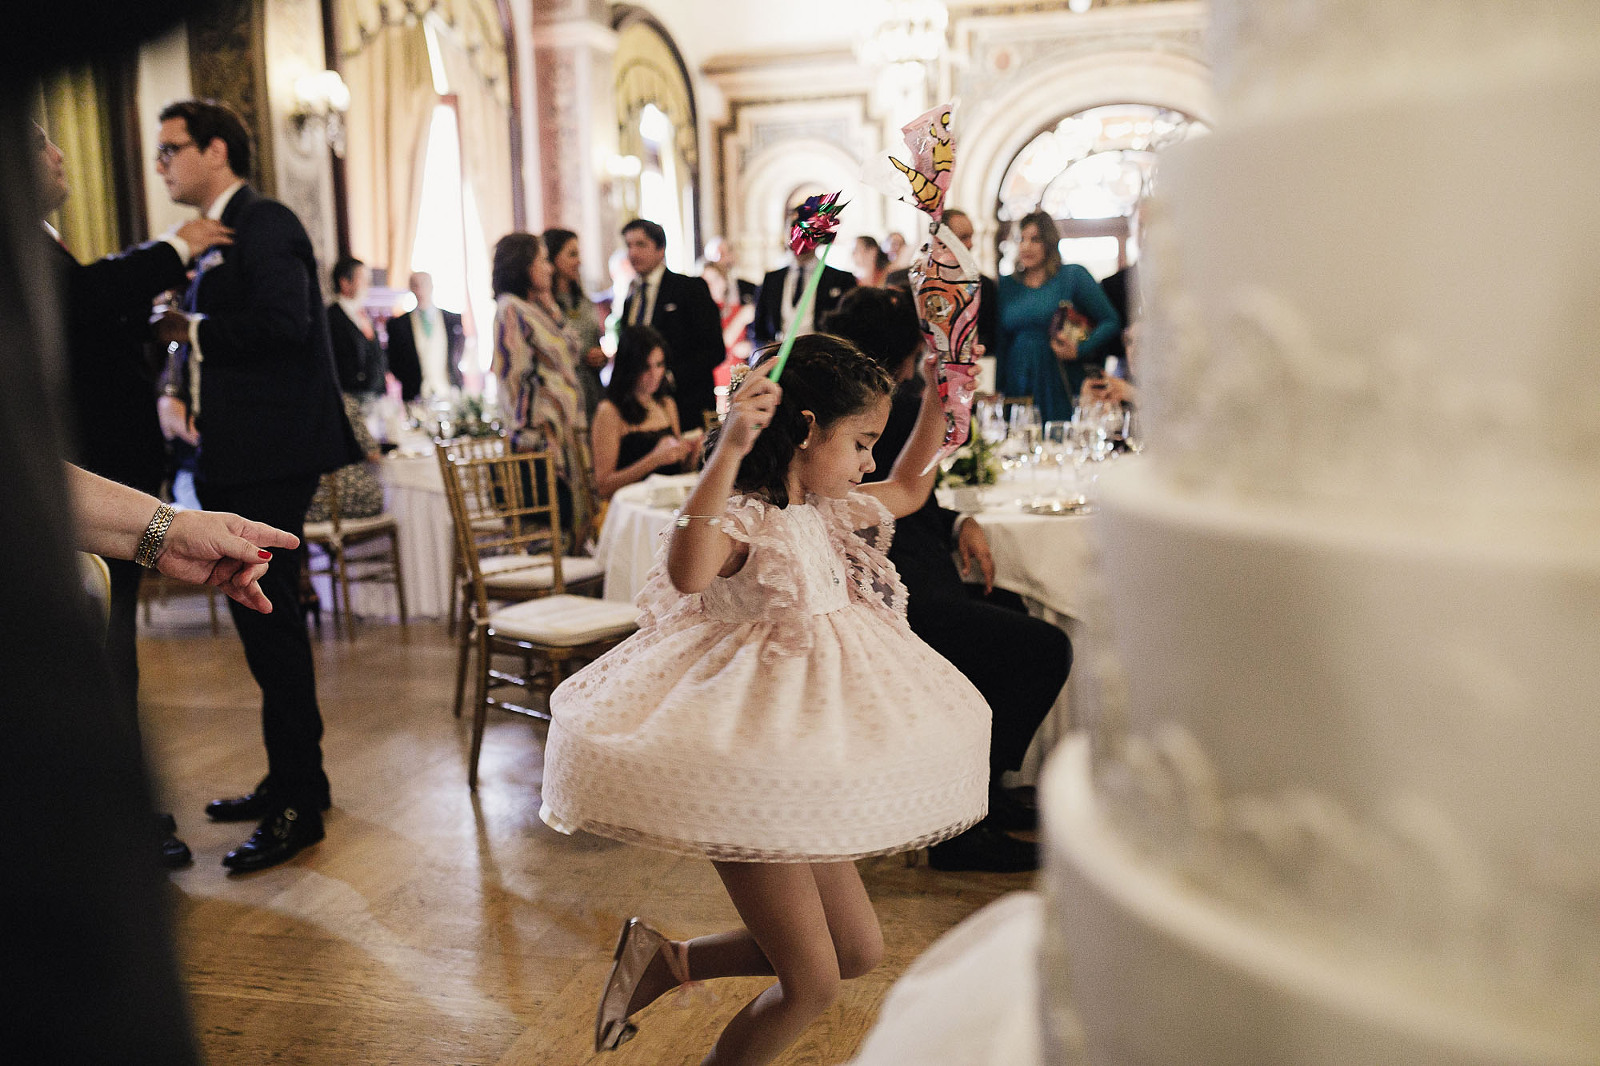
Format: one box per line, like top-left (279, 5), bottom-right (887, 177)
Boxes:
top-left (529, 0), bottom-right (618, 289)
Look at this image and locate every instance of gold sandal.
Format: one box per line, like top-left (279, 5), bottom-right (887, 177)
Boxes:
top-left (594, 917), bottom-right (692, 1052)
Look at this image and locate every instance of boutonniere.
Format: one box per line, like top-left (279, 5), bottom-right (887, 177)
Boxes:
top-left (663, 302), bottom-right (678, 312)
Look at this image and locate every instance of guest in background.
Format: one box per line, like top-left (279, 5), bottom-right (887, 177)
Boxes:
top-left (150, 98), bottom-right (359, 874)
top-left (598, 246), bottom-right (635, 347)
top-left (545, 227), bottom-right (607, 422)
top-left (490, 231), bottom-right (591, 531)
top-left (751, 207), bottom-right (856, 348)
top-left (305, 394), bottom-right (384, 524)
top-left (827, 286), bottom-right (1071, 873)
top-left (995, 210), bottom-right (1120, 421)
top-left (619, 218), bottom-right (724, 430)
top-left (385, 271), bottom-right (464, 402)
top-left (699, 235), bottom-right (756, 366)
top-left (853, 234), bottom-right (891, 288)
top-left (590, 324), bottom-right (695, 499)
top-left (326, 256), bottom-right (385, 397)
top-left (885, 229), bottom-right (910, 270)
top-left (35, 121), bottom-right (233, 869)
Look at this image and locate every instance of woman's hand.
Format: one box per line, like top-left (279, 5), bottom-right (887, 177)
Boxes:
top-left (648, 434), bottom-right (692, 468)
top-left (156, 510), bottom-right (301, 614)
top-left (718, 362), bottom-right (780, 456)
top-left (1050, 329), bottom-right (1079, 361)
top-left (1080, 375), bottom-right (1133, 407)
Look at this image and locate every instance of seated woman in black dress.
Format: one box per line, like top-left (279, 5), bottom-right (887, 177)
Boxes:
top-left (825, 286), bottom-right (1072, 873)
top-left (590, 325), bottom-right (698, 499)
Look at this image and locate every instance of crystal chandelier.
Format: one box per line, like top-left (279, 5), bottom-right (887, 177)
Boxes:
top-left (857, 0), bottom-right (949, 69)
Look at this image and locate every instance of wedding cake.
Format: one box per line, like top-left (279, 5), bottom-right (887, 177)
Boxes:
top-left (1041, 1), bottom-right (1600, 1063)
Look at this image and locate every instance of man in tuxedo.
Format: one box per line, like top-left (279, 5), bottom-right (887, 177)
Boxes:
top-left (620, 218), bottom-right (724, 428)
top-left (151, 98), bottom-right (359, 874)
top-left (385, 271), bottom-right (464, 401)
top-left (325, 256), bottom-right (385, 396)
top-left (750, 214), bottom-right (856, 350)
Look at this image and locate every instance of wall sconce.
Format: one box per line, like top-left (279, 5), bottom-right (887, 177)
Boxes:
top-left (291, 70), bottom-right (352, 158)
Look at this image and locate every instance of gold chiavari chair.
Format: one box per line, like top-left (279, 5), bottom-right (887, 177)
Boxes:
top-left (436, 443), bottom-right (638, 788)
top-left (302, 483), bottom-right (407, 640)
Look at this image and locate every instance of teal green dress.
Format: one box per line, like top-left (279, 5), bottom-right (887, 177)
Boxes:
top-left (995, 265), bottom-right (1120, 422)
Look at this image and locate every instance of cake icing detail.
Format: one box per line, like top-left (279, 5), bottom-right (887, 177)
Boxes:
top-left (1209, 0), bottom-right (1600, 121)
top-left (1137, 282), bottom-right (1600, 519)
top-left (1086, 706), bottom-right (1600, 1024)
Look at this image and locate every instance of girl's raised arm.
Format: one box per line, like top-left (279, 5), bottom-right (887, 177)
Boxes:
top-left (860, 351), bottom-right (945, 519)
top-left (666, 363), bottom-right (781, 593)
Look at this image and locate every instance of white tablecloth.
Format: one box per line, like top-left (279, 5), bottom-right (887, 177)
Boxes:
top-left (594, 470), bottom-right (1108, 782)
top-left (594, 474), bottom-right (698, 603)
top-left (365, 451), bottom-right (454, 620)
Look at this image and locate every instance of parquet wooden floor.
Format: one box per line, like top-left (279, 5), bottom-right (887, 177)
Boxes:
top-left (138, 617), bottom-right (1027, 1065)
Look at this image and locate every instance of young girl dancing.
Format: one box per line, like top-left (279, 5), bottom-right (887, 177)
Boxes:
top-left (539, 333), bottom-right (991, 1065)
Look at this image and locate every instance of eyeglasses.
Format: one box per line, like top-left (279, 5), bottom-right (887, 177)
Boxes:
top-left (154, 139), bottom-right (196, 165)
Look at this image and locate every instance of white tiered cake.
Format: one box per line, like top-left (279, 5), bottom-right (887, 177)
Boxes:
top-left (1041, 1), bottom-right (1600, 1063)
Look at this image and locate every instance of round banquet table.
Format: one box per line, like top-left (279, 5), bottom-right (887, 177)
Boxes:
top-left (325, 449), bottom-right (455, 621)
top-left (595, 468), bottom-right (1108, 782)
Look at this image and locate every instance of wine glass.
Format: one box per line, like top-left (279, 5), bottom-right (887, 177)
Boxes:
top-left (1043, 421), bottom-right (1071, 496)
top-left (977, 397), bottom-right (1008, 446)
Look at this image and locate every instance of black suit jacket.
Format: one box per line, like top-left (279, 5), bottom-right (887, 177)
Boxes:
top-left (750, 263), bottom-right (856, 349)
top-left (623, 268), bottom-right (724, 426)
top-left (49, 233), bottom-right (188, 493)
top-left (865, 380), bottom-right (967, 598)
top-left (325, 302), bottom-right (386, 396)
top-left (385, 306), bottom-right (464, 401)
top-left (168, 185), bottom-right (359, 488)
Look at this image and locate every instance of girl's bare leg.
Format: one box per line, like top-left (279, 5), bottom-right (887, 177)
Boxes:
top-left (695, 860), bottom-right (883, 1066)
top-left (621, 861), bottom-right (884, 1066)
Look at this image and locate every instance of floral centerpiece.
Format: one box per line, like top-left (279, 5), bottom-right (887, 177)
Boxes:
top-left (446, 392), bottom-right (503, 439)
top-left (938, 430), bottom-right (1001, 488)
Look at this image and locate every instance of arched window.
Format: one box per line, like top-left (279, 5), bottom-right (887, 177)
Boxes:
top-left (613, 15), bottom-right (699, 271)
top-left (996, 104), bottom-right (1206, 279)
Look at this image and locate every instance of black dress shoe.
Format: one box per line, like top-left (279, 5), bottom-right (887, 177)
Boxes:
top-left (927, 824), bottom-right (1038, 873)
top-left (222, 807), bottom-right (324, 874)
top-left (206, 787), bottom-right (331, 823)
top-left (985, 788), bottom-right (1039, 833)
top-left (158, 813), bottom-right (192, 869)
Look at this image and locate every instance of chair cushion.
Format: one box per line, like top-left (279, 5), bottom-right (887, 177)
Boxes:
top-left (302, 513), bottom-right (394, 545)
top-left (489, 594), bottom-right (638, 646)
top-left (338, 513), bottom-right (397, 536)
top-left (480, 554), bottom-right (605, 591)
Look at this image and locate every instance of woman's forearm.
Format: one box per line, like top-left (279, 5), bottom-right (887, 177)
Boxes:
top-left (66, 464), bottom-right (166, 561)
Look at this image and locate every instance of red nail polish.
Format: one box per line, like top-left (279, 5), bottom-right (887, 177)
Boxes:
top-left (258, 549), bottom-right (272, 559)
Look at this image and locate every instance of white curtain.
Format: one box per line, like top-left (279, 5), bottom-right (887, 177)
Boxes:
top-left (342, 23), bottom-right (435, 284)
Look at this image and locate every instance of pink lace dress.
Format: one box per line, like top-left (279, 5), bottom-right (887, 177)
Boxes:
top-left (540, 491), bottom-right (991, 862)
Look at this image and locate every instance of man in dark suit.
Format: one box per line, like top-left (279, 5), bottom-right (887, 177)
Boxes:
top-left (620, 218), bottom-right (724, 428)
top-left (34, 121), bottom-right (234, 869)
top-left (750, 213), bottom-right (856, 350)
top-left (385, 270), bottom-right (464, 401)
top-left (325, 255), bottom-right (385, 396)
top-left (829, 287), bottom-right (1070, 873)
top-left (152, 99), bottom-right (360, 874)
